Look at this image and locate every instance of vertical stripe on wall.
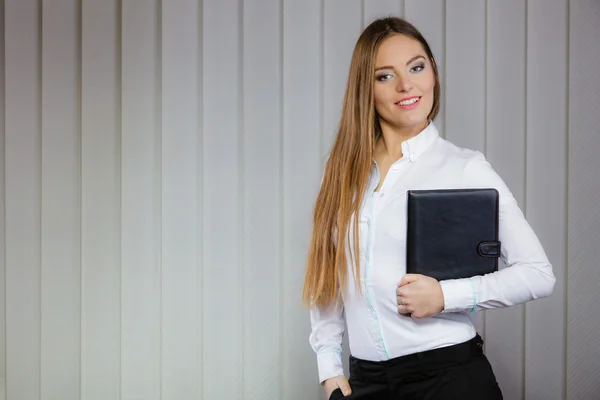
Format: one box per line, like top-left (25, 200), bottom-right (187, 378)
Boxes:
top-left (81, 0), bottom-right (121, 399)
top-left (41, 1), bottom-right (81, 399)
top-left (485, 1), bottom-right (527, 399)
top-left (282, 1), bottom-right (322, 399)
top-left (243, 0), bottom-right (283, 399)
top-left (0, 0), bottom-right (6, 399)
top-left (567, 0), bottom-right (600, 398)
top-left (161, 1), bottom-right (201, 398)
top-left (525, 1), bottom-right (568, 399)
top-left (445, 0), bottom-right (486, 153)
top-left (121, 1), bottom-right (161, 399)
top-left (5, 1), bottom-right (42, 399)
top-left (201, 0), bottom-right (243, 398)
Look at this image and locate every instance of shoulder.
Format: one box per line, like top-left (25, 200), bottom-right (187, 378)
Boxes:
top-left (434, 136), bottom-right (485, 165)
top-left (436, 137), bottom-right (517, 205)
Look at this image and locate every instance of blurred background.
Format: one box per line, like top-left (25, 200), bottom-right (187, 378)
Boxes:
top-left (0, 0), bottom-right (598, 399)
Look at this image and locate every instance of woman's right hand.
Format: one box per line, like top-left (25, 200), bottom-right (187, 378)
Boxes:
top-left (323, 375), bottom-right (352, 398)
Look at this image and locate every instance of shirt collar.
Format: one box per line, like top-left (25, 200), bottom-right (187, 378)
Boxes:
top-left (400, 122), bottom-right (439, 163)
top-left (369, 122), bottom-right (440, 188)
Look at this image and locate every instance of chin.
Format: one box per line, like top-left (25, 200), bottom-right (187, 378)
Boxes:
top-left (397, 115), bottom-right (430, 129)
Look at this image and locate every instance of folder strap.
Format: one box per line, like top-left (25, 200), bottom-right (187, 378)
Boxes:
top-left (477, 241), bottom-right (501, 258)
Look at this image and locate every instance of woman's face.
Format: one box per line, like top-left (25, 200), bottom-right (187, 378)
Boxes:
top-left (373, 34), bottom-right (436, 131)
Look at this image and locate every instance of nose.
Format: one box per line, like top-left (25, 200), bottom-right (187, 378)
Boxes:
top-left (395, 73), bottom-right (413, 92)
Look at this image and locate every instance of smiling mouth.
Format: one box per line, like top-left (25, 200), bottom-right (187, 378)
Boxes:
top-left (396, 97), bottom-right (421, 107)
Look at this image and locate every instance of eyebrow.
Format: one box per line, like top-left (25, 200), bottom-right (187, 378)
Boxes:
top-left (375, 55), bottom-right (426, 71)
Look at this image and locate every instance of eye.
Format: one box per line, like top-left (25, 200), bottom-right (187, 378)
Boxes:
top-left (376, 73), bottom-right (393, 82)
top-left (410, 63), bottom-right (425, 73)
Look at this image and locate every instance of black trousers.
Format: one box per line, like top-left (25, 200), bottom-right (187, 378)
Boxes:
top-left (329, 334), bottom-right (503, 400)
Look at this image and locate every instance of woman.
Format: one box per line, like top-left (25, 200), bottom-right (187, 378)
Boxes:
top-left (302, 17), bottom-right (555, 400)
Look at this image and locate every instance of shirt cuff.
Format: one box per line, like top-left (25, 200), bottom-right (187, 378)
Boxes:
top-left (316, 351), bottom-right (344, 384)
top-left (439, 278), bottom-right (477, 313)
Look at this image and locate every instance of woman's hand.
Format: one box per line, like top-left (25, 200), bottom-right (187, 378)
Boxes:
top-left (323, 375), bottom-right (352, 398)
top-left (397, 274), bottom-right (445, 318)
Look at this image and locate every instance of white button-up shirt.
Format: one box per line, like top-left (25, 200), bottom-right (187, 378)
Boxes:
top-left (309, 123), bottom-right (556, 383)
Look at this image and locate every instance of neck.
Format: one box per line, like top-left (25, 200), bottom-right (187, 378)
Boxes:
top-left (376, 120), bottom-right (429, 160)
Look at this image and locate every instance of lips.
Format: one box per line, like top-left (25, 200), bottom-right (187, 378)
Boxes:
top-left (395, 96), bottom-right (421, 109)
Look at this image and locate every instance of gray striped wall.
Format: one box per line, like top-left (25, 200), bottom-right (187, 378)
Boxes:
top-left (0, 0), bottom-right (597, 399)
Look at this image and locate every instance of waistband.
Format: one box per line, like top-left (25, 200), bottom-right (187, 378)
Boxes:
top-left (349, 334), bottom-right (484, 383)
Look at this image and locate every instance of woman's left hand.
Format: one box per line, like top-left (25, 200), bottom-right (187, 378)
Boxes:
top-left (396, 274), bottom-right (445, 319)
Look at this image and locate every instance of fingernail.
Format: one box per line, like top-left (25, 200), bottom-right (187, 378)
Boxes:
top-left (344, 390), bottom-right (351, 396)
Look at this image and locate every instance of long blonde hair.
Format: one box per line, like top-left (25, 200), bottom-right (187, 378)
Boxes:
top-left (302, 17), bottom-right (441, 308)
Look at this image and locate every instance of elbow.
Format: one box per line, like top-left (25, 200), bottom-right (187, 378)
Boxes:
top-left (538, 275), bottom-right (555, 299)
top-left (533, 265), bottom-right (556, 300)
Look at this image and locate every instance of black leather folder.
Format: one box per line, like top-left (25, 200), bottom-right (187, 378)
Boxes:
top-left (406, 188), bottom-right (501, 281)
